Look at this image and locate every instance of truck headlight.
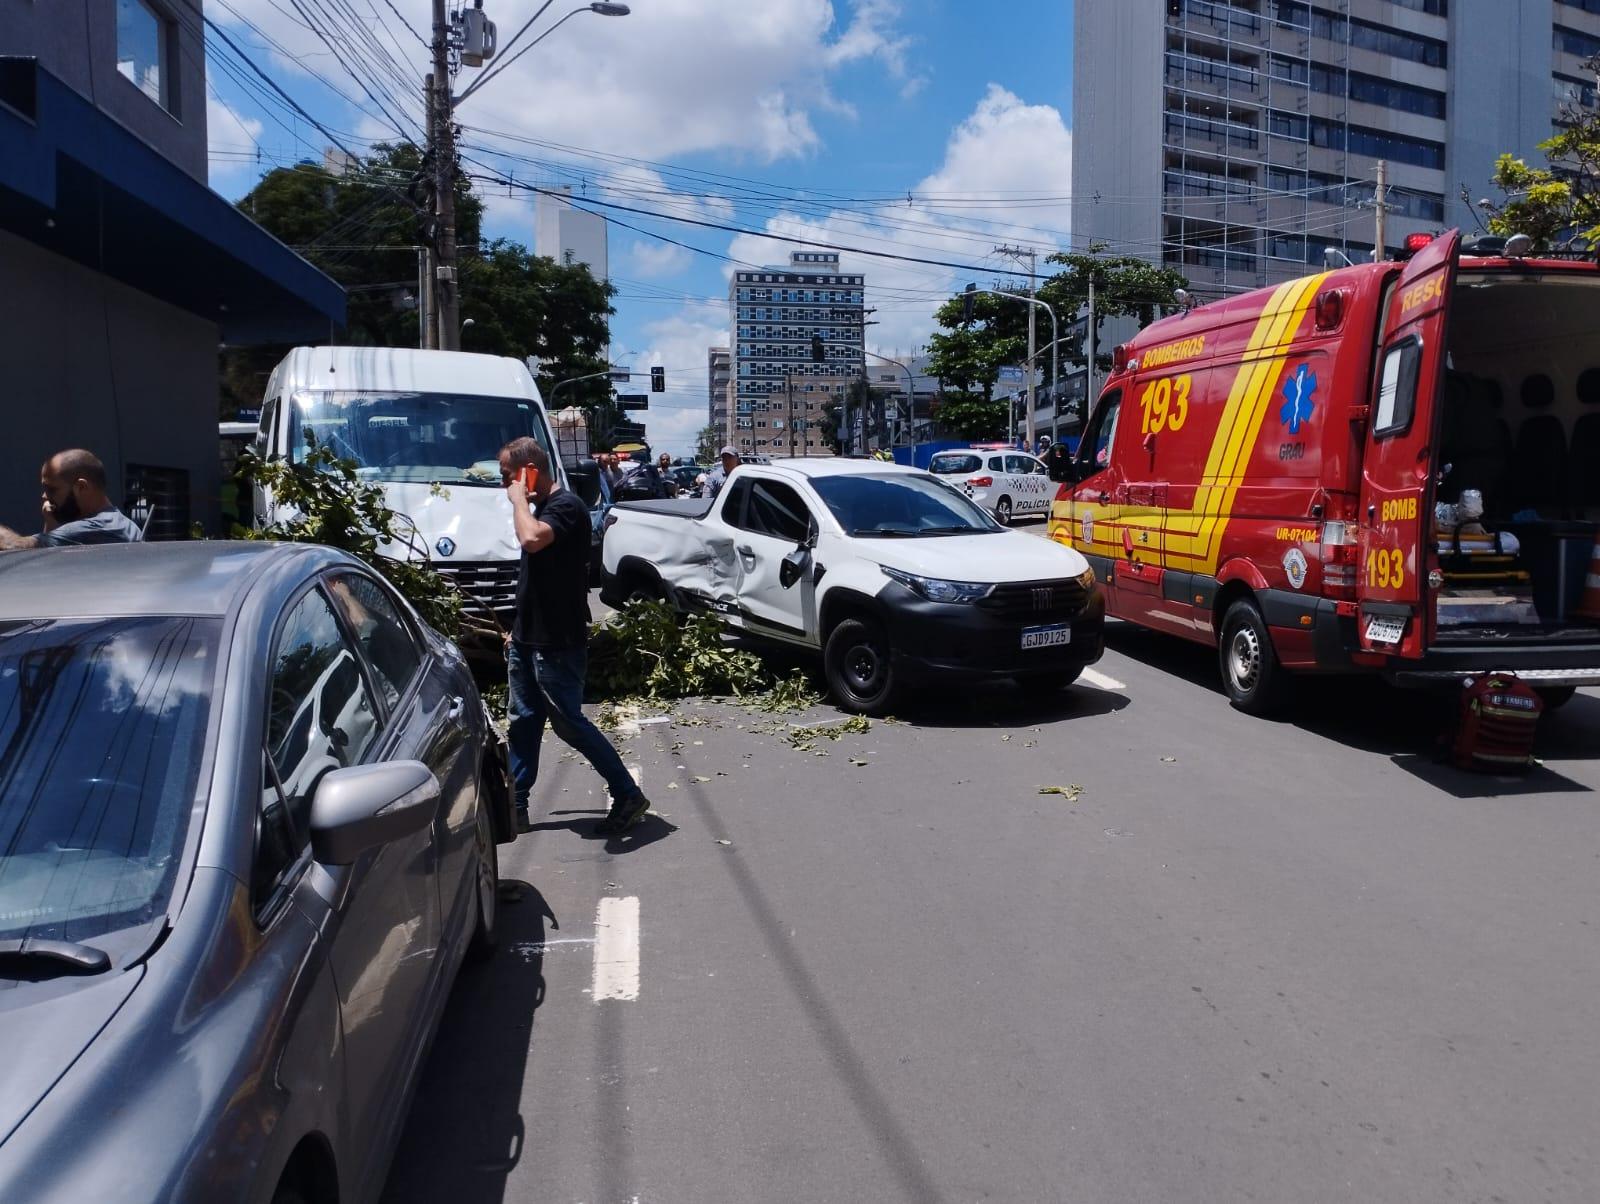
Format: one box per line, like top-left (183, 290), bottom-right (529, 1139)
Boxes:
top-left (1076, 566), bottom-right (1095, 591)
top-left (881, 565), bottom-right (994, 603)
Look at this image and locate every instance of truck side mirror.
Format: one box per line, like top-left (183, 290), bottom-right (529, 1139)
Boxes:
top-left (779, 547), bottom-right (811, 589)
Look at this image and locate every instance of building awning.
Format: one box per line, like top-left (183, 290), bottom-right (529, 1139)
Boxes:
top-left (0, 58), bottom-right (344, 343)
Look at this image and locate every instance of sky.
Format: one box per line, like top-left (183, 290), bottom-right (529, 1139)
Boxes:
top-left (207, 0), bottom-right (1078, 456)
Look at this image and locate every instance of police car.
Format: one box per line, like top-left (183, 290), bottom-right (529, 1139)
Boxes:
top-left (928, 446), bottom-right (1054, 524)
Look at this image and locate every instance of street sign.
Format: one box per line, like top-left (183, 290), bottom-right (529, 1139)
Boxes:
top-left (612, 420), bottom-right (647, 443)
top-left (617, 394), bottom-right (649, 411)
top-left (608, 367), bottom-right (632, 382)
top-left (998, 365), bottom-right (1025, 384)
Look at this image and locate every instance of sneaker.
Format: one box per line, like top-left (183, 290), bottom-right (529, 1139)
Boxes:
top-left (597, 792), bottom-right (650, 835)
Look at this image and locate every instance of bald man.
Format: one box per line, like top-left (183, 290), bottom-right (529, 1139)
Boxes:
top-left (0, 449), bottom-right (144, 550)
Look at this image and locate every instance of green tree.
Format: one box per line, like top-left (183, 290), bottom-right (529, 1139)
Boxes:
top-left (222, 144), bottom-right (615, 416)
top-left (932, 393), bottom-right (1008, 441)
top-left (1483, 71), bottom-right (1600, 250)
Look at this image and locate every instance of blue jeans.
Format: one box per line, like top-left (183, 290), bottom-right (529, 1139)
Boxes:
top-left (507, 641), bottom-right (639, 813)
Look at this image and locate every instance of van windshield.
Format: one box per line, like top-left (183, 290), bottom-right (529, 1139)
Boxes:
top-left (288, 390), bottom-right (553, 485)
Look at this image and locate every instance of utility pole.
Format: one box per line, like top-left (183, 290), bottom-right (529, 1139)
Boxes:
top-left (787, 373), bottom-right (796, 458)
top-left (996, 244), bottom-right (1037, 449)
top-left (1085, 271), bottom-right (1096, 435)
top-left (431, 2), bottom-right (461, 351)
top-left (1373, 159), bottom-right (1388, 263)
top-left (420, 75), bottom-right (438, 350)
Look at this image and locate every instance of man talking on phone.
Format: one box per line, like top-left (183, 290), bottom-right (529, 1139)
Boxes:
top-left (500, 438), bottom-right (652, 836)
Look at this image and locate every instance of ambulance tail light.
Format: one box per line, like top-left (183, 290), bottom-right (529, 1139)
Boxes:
top-left (971, 475), bottom-right (993, 488)
top-left (1112, 344), bottom-right (1130, 374)
top-left (1320, 520), bottom-right (1359, 596)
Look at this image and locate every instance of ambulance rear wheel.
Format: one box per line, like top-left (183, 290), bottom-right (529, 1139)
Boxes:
top-left (1219, 599), bottom-right (1291, 716)
top-left (1536, 686), bottom-right (1576, 710)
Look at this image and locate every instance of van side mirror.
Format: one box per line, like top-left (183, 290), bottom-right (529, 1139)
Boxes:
top-left (1045, 443), bottom-right (1078, 484)
top-left (567, 459), bottom-right (601, 507)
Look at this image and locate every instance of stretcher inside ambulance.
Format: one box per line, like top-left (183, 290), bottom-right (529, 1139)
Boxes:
top-left (1048, 228), bottom-right (1600, 714)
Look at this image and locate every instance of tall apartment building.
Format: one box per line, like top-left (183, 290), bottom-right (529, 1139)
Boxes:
top-left (707, 346), bottom-right (732, 448)
top-left (730, 251), bottom-right (865, 457)
top-left (0, 1), bottom-right (342, 534)
top-left (1073, 0), bottom-right (1600, 297)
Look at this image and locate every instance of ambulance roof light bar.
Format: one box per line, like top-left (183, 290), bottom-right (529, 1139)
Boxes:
top-left (1401, 231), bottom-right (1437, 259)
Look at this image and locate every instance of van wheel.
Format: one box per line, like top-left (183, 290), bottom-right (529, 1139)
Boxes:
top-left (467, 796), bottom-right (499, 962)
top-left (995, 497), bottom-right (1013, 526)
top-left (824, 618), bottom-right (898, 715)
top-left (1219, 600), bottom-right (1292, 716)
top-left (1536, 686), bottom-right (1576, 710)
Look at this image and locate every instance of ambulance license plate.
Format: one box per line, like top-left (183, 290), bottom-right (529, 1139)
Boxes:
top-left (1364, 614), bottom-right (1406, 645)
top-left (1021, 623), bottom-right (1071, 650)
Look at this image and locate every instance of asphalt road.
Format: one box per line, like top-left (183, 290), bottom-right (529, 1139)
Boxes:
top-left (386, 532), bottom-right (1600, 1203)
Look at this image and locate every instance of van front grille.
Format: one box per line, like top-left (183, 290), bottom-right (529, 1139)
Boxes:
top-left (434, 560), bottom-right (519, 620)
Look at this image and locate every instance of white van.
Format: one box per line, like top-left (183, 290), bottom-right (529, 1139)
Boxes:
top-left (252, 346), bottom-right (568, 642)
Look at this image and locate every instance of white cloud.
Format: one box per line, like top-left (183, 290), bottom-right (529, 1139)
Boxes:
top-left (216, 1), bottom-right (915, 164)
top-left (625, 240), bottom-right (694, 279)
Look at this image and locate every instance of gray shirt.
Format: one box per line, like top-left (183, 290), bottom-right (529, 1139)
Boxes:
top-left (34, 507), bottom-right (144, 547)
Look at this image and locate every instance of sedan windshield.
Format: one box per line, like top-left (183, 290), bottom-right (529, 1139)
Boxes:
top-left (0, 618), bottom-right (218, 944)
top-left (810, 473), bottom-right (1001, 537)
top-left (289, 390), bottom-right (553, 485)
top-left (928, 452), bottom-right (982, 475)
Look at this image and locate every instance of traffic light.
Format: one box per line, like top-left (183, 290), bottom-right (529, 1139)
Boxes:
top-left (961, 282), bottom-right (977, 325)
top-left (811, 334), bottom-right (826, 363)
top-left (650, 365), bottom-right (665, 392)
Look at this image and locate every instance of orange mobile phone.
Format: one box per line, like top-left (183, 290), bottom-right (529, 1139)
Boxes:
top-left (519, 465), bottom-right (540, 492)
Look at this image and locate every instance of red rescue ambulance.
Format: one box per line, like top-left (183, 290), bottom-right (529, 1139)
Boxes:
top-left (1046, 229), bottom-right (1600, 714)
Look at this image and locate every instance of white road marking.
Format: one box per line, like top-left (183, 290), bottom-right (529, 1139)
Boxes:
top-left (1080, 667), bottom-right (1127, 691)
top-left (592, 896), bottom-right (641, 1002)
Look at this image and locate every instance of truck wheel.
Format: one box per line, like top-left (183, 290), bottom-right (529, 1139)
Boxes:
top-left (1219, 599), bottom-right (1292, 716)
top-left (824, 618), bottom-right (898, 715)
top-left (995, 496), bottom-right (1013, 526)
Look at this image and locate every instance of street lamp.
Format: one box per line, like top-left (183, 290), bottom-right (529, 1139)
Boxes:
top-left (455, 2), bottom-right (630, 104)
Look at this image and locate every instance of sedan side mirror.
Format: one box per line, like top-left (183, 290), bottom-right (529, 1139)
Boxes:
top-left (309, 761), bottom-right (440, 866)
top-left (779, 546), bottom-right (811, 589)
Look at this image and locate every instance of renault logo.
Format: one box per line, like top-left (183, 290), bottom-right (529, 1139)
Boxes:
top-left (435, 536), bottom-right (456, 558)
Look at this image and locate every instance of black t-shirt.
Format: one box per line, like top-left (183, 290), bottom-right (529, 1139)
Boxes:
top-left (512, 489), bottom-right (593, 647)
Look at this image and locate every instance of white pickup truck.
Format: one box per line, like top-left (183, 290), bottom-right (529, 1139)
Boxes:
top-left (600, 458), bottom-right (1105, 713)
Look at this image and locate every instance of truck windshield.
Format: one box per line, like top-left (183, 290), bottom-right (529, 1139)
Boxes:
top-left (288, 390), bottom-right (553, 485)
top-left (0, 617), bottom-right (219, 946)
top-left (810, 473), bottom-right (1001, 537)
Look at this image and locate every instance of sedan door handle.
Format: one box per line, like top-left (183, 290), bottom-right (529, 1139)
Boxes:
top-left (737, 545), bottom-right (757, 558)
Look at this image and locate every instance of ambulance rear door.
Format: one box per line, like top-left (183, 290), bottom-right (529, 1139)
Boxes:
top-left (1356, 229), bottom-right (1460, 657)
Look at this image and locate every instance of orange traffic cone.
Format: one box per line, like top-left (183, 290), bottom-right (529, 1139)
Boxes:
top-left (1578, 536), bottom-right (1600, 620)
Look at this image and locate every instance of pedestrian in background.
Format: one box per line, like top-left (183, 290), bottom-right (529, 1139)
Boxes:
top-left (0, 449), bottom-right (144, 550)
top-left (703, 444), bottom-right (741, 499)
top-left (501, 437), bottom-right (653, 836)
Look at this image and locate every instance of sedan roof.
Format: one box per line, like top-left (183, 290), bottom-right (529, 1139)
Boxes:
top-left (0, 542), bottom-right (349, 621)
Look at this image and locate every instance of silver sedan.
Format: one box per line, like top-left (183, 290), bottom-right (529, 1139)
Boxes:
top-left (0, 541), bottom-right (512, 1203)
